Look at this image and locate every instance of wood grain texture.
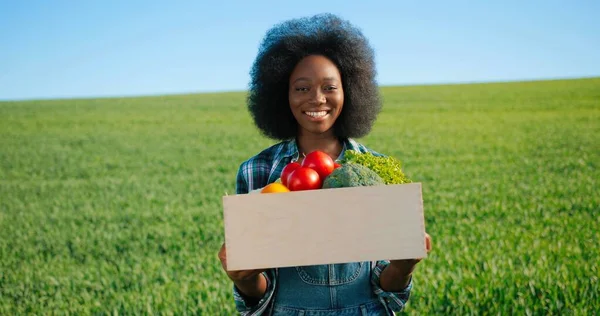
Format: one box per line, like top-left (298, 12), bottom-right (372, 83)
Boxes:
top-left (222, 183), bottom-right (426, 271)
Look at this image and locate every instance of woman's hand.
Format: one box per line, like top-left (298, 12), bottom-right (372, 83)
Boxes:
top-left (380, 233), bottom-right (432, 292)
top-left (218, 243), bottom-right (268, 299)
top-left (390, 232), bottom-right (432, 273)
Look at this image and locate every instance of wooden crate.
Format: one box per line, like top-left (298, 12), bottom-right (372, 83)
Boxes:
top-left (222, 182), bottom-right (427, 271)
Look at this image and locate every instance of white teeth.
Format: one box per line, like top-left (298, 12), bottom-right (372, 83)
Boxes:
top-left (305, 111), bottom-right (327, 118)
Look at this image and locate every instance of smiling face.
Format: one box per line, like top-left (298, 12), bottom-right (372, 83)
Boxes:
top-left (288, 55), bottom-right (344, 137)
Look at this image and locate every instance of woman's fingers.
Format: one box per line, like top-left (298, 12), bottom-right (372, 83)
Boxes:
top-left (218, 243), bottom-right (268, 280)
top-left (425, 233), bottom-right (432, 252)
top-left (218, 243), bottom-right (227, 269)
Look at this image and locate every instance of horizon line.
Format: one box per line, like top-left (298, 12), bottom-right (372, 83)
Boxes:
top-left (1, 75), bottom-right (599, 103)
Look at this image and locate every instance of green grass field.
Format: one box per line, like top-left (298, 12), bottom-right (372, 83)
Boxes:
top-left (1, 77), bottom-right (599, 315)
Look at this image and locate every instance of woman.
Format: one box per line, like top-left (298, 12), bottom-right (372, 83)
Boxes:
top-left (218, 13), bottom-right (432, 315)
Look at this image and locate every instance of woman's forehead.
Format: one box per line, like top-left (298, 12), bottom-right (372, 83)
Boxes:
top-left (290, 55), bottom-right (341, 80)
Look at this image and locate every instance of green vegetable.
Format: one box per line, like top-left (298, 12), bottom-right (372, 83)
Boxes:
top-left (340, 150), bottom-right (411, 184)
top-left (322, 163), bottom-right (384, 188)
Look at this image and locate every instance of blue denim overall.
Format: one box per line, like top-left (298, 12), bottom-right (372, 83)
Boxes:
top-left (270, 262), bottom-right (389, 315)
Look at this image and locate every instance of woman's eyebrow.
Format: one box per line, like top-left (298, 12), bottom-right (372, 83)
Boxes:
top-left (293, 77), bottom-right (338, 83)
top-left (293, 77), bottom-right (310, 83)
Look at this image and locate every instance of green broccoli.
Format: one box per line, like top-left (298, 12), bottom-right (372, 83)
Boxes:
top-left (322, 163), bottom-right (384, 189)
top-left (340, 150), bottom-right (411, 185)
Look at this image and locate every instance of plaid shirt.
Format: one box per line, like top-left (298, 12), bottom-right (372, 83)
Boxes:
top-left (232, 138), bottom-right (413, 315)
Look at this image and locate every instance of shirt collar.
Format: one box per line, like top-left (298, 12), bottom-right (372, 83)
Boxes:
top-left (281, 137), bottom-right (359, 162)
top-left (281, 138), bottom-right (300, 161)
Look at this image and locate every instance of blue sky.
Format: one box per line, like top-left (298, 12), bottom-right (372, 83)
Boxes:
top-left (1, 0), bottom-right (598, 100)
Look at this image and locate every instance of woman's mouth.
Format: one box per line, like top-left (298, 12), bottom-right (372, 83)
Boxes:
top-left (304, 110), bottom-right (329, 121)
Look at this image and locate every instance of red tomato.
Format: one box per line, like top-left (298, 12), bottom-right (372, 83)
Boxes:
top-left (287, 167), bottom-right (321, 191)
top-left (280, 162), bottom-right (301, 187)
top-left (334, 162), bottom-right (342, 169)
top-left (301, 151), bottom-right (335, 179)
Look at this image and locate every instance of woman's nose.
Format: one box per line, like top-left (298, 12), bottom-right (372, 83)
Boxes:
top-left (309, 90), bottom-right (326, 104)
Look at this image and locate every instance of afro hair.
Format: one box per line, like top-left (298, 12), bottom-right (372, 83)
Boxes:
top-left (247, 13), bottom-right (382, 141)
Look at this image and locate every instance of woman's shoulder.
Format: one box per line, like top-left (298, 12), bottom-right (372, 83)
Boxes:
top-left (236, 139), bottom-right (297, 193)
top-left (238, 139), bottom-right (295, 169)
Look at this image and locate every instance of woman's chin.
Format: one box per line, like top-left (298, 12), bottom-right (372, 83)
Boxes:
top-left (299, 127), bottom-right (335, 137)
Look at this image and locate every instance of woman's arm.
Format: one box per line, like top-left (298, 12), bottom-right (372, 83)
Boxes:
top-left (218, 243), bottom-right (268, 299)
top-left (379, 233), bottom-right (432, 291)
top-left (378, 260), bottom-right (415, 292)
top-left (233, 272), bottom-right (268, 301)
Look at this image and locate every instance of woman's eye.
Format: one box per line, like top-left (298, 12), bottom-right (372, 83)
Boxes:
top-left (324, 86), bottom-right (337, 91)
top-left (295, 87), bottom-right (308, 92)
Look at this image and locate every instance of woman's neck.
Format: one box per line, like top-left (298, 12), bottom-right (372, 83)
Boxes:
top-left (295, 131), bottom-right (343, 161)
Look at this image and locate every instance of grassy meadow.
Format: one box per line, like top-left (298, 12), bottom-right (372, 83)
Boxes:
top-left (1, 77), bottom-right (599, 314)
